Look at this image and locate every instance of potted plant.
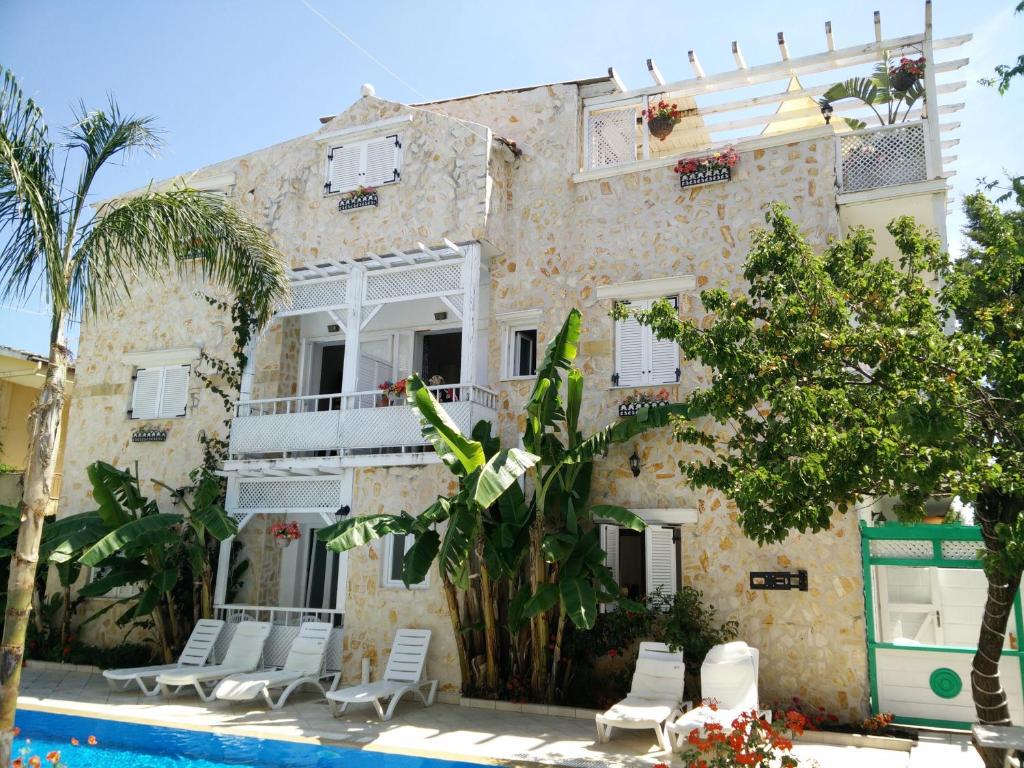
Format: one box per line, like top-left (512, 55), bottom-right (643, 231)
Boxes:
top-left (889, 56), bottom-right (926, 92)
top-left (673, 147), bottom-right (739, 189)
top-left (377, 379), bottom-right (406, 406)
top-left (618, 388), bottom-right (671, 417)
top-left (270, 520), bottom-right (301, 548)
top-left (644, 100), bottom-right (685, 141)
top-left (337, 185), bottom-right (378, 212)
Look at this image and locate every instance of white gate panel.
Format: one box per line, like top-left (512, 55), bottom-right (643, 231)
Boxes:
top-left (876, 647), bottom-right (1024, 724)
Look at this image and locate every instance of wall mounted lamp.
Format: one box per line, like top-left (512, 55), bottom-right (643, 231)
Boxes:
top-left (629, 448), bottom-right (642, 478)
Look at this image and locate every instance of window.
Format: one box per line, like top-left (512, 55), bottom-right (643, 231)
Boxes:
top-left (612, 296), bottom-right (680, 387)
top-left (600, 524), bottom-right (678, 608)
top-left (382, 533), bottom-right (428, 589)
top-left (130, 365), bottom-right (190, 419)
top-left (498, 310), bottom-right (542, 380)
top-left (324, 134), bottom-right (402, 195)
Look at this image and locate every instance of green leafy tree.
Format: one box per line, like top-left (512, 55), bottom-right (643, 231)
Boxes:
top-left (0, 66), bottom-right (287, 762)
top-left (629, 199), bottom-right (1024, 768)
top-left (320, 310), bottom-right (685, 701)
top-left (980, 2), bottom-right (1024, 94)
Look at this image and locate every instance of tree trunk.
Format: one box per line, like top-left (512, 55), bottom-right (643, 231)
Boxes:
top-left (546, 605), bottom-right (567, 703)
top-left (441, 574), bottom-right (472, 693)
top-left (529, 522), bottom-right (548, 695)
top-left (0, 326), bottom-right (70, 765)
top-left (478, 558), bottom-right (499, 694)
top-left (972, 489), bottom-right (1024, 768)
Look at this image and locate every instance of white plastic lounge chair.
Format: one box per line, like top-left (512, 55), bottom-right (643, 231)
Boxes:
top-left (595, 641), bottom-right (685, 752)
top-left (326, 628), bottom-right (437, 721)
top-left (156, 620), bottom-right (271, 701)
top-left (102, 619), bottom-right (224, 696)
top-left (212, 621), bottom-right (338, 709)
top-left (668, 641), bottom-right (763, 748)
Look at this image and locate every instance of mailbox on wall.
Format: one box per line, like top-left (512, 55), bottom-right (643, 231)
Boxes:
top-left (749, 570), bottom-right (808, 592)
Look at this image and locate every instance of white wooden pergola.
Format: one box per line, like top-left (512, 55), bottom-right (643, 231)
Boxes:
top-left (580, 1), bottom-right (968, 184)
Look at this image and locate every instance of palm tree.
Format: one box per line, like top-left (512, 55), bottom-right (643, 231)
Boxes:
top-left (0, 67), bottom-right (287, 761)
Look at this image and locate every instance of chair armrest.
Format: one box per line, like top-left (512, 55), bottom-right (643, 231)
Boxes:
top-left (679, 700), bottom-right (694, 713)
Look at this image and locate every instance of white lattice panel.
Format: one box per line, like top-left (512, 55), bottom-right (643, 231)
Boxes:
top-left (284, 277), bottom-right (348, 315)
top-left (236, 479), bottom-right (343, 510)
top-left (364, 263), bottom-right (461, 302)
top-left (941, 540), bottom-right (982, 560)
top-left (339, 400), bottom-right (482, 449)
top-left (839, 123), bottom-right (927, 193)
top-left (870, 539), bottom-right (933, 559)
top-left (229, 411), bottom-right (340, 455)
top-left (587, 106), bottom-right (638, 169)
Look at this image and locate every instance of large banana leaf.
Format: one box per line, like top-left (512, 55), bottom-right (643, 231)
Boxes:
top-left (522, 583), bottom-right (559, 620)
top-left (319, 513), bottom-right (413, 552)
top-left (560, 576), bottom-right (598, 630)
top-left (0, 504), bottom-right (19, 539)
top-left (407, 373), bottom-right (485, 475)
top-left (87, 461), bottom-right (152, 526)
top-left (590, 504), bottom-right (646, 531)
top-left (402, 529), bottom-right (440, 587)
top-left (562, 403), bottom-right (692, 466)
top-left (524, 309), bottom-right (581, 448)
top-left (76, 559), bottom-right (149, 597)
top-left (437, 500), bottom-right (478, 588)
top-left (79, 513), bottom-right (183, 566)
top-left (471, 448), bottom-right (540, 509)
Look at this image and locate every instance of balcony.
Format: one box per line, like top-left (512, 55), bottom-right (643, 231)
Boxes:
top-left (836, 122), bottom-right (929, 194)
top-left (228, 384), bottom-right (498, 459)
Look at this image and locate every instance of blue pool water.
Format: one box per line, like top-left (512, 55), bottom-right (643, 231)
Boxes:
top-left (14, 710), bottom-right (481, 768)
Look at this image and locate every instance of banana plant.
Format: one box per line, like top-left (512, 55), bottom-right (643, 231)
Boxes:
top-left (320, 309), bottom-right (689, 701)
top-left (819, 60), bottom-right (926, 130)
top-left (40, 461), bottom-right (236, 662)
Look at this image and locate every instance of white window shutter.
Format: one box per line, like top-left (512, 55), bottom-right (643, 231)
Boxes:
top-left (614, 300), bottom-right (647, 387)
top-left (327, 144), bottom-right (361, 193)
top-left (599, 524), bottom-right (620, 585)
top-left (645, 525), bottom-right (677, 605)
top-left (364, 135), bottom-right (400, 187)
top-left (159, 365), bottom-right (190, 417)
top-left (131, 368), bottom-right (162, 419)
top-left (649, 297), bottom-right (680, 384)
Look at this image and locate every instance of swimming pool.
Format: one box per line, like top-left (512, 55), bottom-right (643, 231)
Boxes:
top-left (14, 710), bottom-right (484, 768)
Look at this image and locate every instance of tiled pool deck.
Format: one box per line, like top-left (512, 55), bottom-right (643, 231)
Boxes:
top-left (18, 664), bottom-right (981, 768)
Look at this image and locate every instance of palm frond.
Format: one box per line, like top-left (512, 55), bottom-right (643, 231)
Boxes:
top-left (63, 96), bottom-right (162, 247)
top-left (72, 188), bottom-right (288, 324)
top-left (0, 66), bottom-right (63, 313)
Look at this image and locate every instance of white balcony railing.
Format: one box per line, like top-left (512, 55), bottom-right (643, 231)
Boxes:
top-left (836, 122), bottom-right (929, 194)
top-left (228, 384), bottom-right (499, 458)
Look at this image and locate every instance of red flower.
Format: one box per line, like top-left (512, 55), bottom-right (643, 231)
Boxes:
top-left (607, 648), bottom-right (617, 657)
top-left (29, 757), bottom-right (42, 768)
top-left (70, 738), bottom-right (79, 746)
top-left (13, 758), bottom-right (23, 768)
top-left (46, 752), bottom-right (61, 764)
top-left (88, 735), bottom-right (98, 745)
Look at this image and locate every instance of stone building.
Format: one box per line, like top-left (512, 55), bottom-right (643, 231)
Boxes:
top-left (60, 8), bottom-right (969, 721)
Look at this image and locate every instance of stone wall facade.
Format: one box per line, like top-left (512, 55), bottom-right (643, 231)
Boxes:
top-left (59, 79), bottom-right (876, 718)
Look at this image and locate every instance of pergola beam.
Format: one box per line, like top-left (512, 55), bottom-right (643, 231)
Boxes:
top-left (688, 50), bottom-right (705, 79)
top-left (874, 10), bottom-right (882, 44)
top-left (825, 21), bottom-right (835, 51)
top-left (647, 58), bottom-right (666, 85)
top-left (731, 42), bottom-right (747, 70)
top-left (777, 32), bottom-right (790, 61)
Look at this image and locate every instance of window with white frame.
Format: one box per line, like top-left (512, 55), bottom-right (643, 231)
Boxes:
top-left (130, 364), bottom-right (190, 419)
top-left (382, 533), bottom-right (428, 589)
top-left (324, 134), bottom-right (402, 195)
top-left (499, 310), bottom-right (541, 380)
top-left (612, 296), bottom-right (680, 387)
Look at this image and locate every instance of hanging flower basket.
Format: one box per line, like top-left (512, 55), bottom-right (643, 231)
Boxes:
top-left (338, 186), bottom-right (378, 212)
top-left (270, 520), bottom-right (301, 548)
top-left (673, 147), bottom-right (739, 189)
top-left (889, 56), bottom-right (925, 92)
top-left (377, 379), bottom-right (406, 406)
top-left (644, 100), bottom-right (684, 141)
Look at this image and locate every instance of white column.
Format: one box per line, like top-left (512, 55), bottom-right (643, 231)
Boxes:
top-left (341, 265), bottom-right (366, 395)
top-left (921, 1), bottom-right (942, 182)
top-left (213, 536), bottom-right (233, 606)
top-left (459, 243), bottom-right (480, 386)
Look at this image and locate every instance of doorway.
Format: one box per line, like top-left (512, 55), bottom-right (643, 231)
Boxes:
top-left (418, 330), bottom-right (461, 392)
top-left (277, 521), bottom-right (340, 611)
top-left (309, 342), bottom-right (344, 410)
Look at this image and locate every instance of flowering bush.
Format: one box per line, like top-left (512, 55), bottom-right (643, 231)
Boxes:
top-left (861, 712), bottom-right (895, 732)
top-left (269, 520), bottom-right (301, 541)
top-left (644, 100), bottom-right (685, 125)
top-left (889, 56), bottom-right (926, 80)
top-left (679, 708), bottom-right (806, 768)
top-left (620, 389), bottom-right (671, 408)
top-left (673, 148), bottom-right (739, 176)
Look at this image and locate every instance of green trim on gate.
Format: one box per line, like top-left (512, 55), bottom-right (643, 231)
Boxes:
top-left (893, 715), bottom-right (971, 731)
top-left (929, 667), bottom-right (963, 699)
top-left (860, 523), bottom-right (983, 541)
top-left (1015, 590), bottom-right (1024, 718)
top-left (873, 642), bottom-right (1023, 656)
top-left (861, 524), bottom-right (881, 717)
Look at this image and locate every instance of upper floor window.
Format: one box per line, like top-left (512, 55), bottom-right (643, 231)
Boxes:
top-left (130, 364), bottom-right (190, 419)
top-left (324, 135), bottom-right (402, 195)
top-left (613, 296), bottom-right (680, 387)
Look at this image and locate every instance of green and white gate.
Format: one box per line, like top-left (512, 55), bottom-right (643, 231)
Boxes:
top-left (861, 522), bottom-right (1024, 729)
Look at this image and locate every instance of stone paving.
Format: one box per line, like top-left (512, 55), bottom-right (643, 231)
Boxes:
top-left (17, 665), bottom-right (980, 768)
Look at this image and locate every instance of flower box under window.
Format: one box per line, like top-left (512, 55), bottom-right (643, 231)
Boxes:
top-left (618, 400), bottom-right (670, 417)
top-left (337, 191), bottom-right (378, 212)
top-left (679, 167), bottom-right (731, 189)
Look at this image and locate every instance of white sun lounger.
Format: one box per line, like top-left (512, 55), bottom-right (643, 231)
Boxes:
top-left (102, 619), bottom-right (224, 696)
top-left (668, 641), bottom-right (764, 748)
top-left (213, 621), bottom-right (338, 709)
top-left (595, 642), bottom-right (685, 752)
top-left (326, 628), bottom-right (437, 721)
top-left (157, 620), bottom-right (271, 701)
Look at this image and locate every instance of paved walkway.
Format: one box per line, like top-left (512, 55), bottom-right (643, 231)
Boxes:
top-left (17, 665), bottom-right (981, 768)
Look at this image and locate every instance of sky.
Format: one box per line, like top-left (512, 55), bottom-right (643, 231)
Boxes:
top-left (1, 0), bottom-right (1020, 355)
